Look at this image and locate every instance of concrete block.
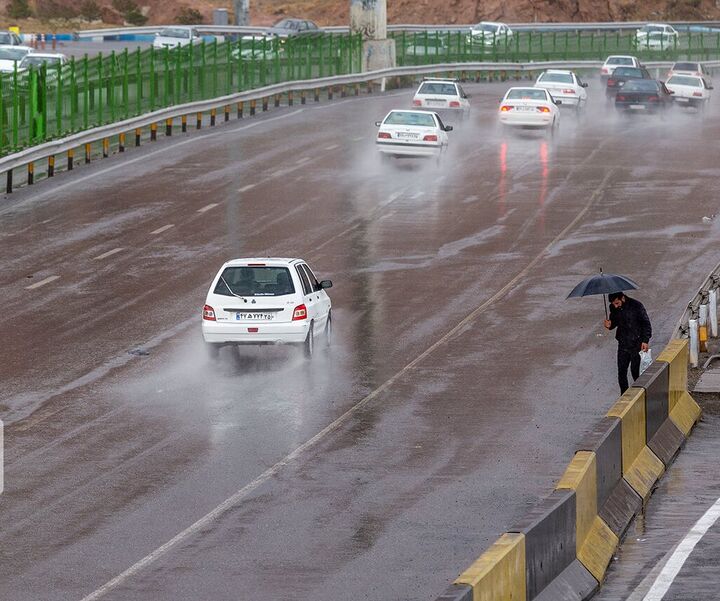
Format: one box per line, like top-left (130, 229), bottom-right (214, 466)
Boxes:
top-left (632, 361), bottom-right (669, 441)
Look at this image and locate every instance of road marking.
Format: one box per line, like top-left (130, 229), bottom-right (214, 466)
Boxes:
top-left (324, 144), bottom-right (339, 151)
top-left (352, 136), bottom-right (364, 141)
top-left (295, 156), bottom-right (311, 165)
top-left (77, 169), bottom-right (616, 601)
top-left (197, 203), bottom-right (218, 213)
top-left (25, 275), bottom-right (59, 290)
top-left (640, 497), bottom-right (720, 601)
top-left (93, 248), bottom-right (124, 261)
top-left (238, 183), bottom-right (256, 192)
top-left (150, 224), bottom-right (174, 235)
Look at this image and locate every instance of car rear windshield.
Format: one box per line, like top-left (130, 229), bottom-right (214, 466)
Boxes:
top-left (274, 19), bottom-right (300, 29)
top-left (160, 28), bottom-right (190, 38)
top-left (639, 25), bottom-right (664, 33)
top-left (506, 88), bottom-right (548, 101)
top-left (667, 75), bottom-right (702, 87)
top-left (0, 47), bottom-right (27, 60)
top-left (613, 67), bottom-right (643, 78)
top-left (622, 80), bottom-right (659, 91)
top-left (419, 82), bottom-right (457, 95)
top-left (21, 56), bottom-right (61, 67)
top-left (214, 266), bottom-right (295, 297)
top-left (538, 72), bottom-right (573, 83)
top-left (384, 112), bottom-right (436, 127)
top-left (607, 57), bottom-right (634, 65)
top-left (673, 62), bottom-right (699, 71)
top-left (473, 24), bottom-right (499, 33)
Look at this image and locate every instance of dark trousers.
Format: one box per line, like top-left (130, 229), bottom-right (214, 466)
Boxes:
top-left (618, 347), bottom-right (641, 394)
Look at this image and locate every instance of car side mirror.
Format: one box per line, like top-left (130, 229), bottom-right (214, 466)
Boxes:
top-left (668, 89), bottom-right (674, 94)
top-left (709, 85), bottom-right (714, 90)
top-left (319, 280), bottom-right (333, 289)
top-left (581, 82), bottom-right (588, 88)
top-left (444, 125), bottom-right (453, 131)
top-left (375, 121), bottom-right (381, 126)
top-left (554, 99), bottom-right (562, 105)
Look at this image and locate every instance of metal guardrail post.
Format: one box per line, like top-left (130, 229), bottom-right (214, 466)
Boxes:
top-left (710, 288), bottom-right (718, 338)
top-left (700, 304), bottom-right (709, 351)
top-left (689, 318), bottom-right (700, 367)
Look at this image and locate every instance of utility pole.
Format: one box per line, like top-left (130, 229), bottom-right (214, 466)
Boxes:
top-left (233, 0), bottom-right (249, 26)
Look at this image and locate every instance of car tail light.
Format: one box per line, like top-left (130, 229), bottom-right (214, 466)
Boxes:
top-left (537, 106), bottom-right (551, 113)
top-left (248, 327), bottom-right (258, 333)
top-left (203, 304), bottom-right (216, 321)
top-left (648, 95), bottom-right (659, 102)
top-left (412, 99), bottom-right (422, 106)
top-left (616, 95), bottom-right (626, 101)
top-left (423, 134), bottom-right (438, 141)
top-left (247, 263), bottom-right (265, 266)
top-left (378, 132), bottom-right (391, 139)
top-left (562, 88), bottom-right (576, 94)
top-left (500, 105), bottom-right (513, 112)
top-left (449, 100), bottom-right (461, 107)
top-left (693, 91), bottom-right (703, 97)
top-left (601, 67), bottom-right (609, 74)
top-left (607, 78), bottom-right (616, 86)
top-left (292, 304), bottom-right (307, 321)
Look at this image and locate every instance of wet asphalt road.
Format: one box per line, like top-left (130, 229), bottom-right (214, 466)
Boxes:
top-left (1, 81), bottom-right (720, 601)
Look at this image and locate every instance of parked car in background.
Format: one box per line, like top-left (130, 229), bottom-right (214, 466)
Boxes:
top-left (0, 45), bottom-right (32, 73)
top-left (665, 74), bottom-right (713, 110)
top-left (18, 52), bottom-right (67, 72)
top-left (635, 23), bottom-right (678, 47)
top-left (412, 78), bottom-right (470, 117)
top-left (601, 55), bottom-right (641, 80)
top-left (605, 65), bottom-right (652, 99)
top-left (404, 36), bottom-right (448, 58)
top-left (466, 22), bottom-right (513, 46)
top-left (231, 35), bottom-right (284, 60)
top-left (498, 87), bottom-right (561, 135)
top-left (202, 258), bottom-right (332, 359)
top-left (533, 69), bottom-right (588, 110)
top-left (375, 109), bottom-right (452, 162)
top-left (615, 79), bottom-right (674, 114)
top-left (267, 18), bottom-right (322, 39)
top-left (0, 30), bottom-right (23, 46)
top-left (153, 26), bottom-right (202, 50)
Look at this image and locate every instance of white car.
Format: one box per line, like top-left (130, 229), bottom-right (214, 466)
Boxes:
top-left (153, 26), bottom-right (202, 50)
top-left (665, 74), bottom-right (713, 109)
top-left (0, 45), bottom-right (32, 73)
top-left (202, 258), bottom-right (333, 359)
top-left (635, 23), bottom-right (678, 47)
top-left (666, 61), bottom-right (709, 79)
top-left (466, 22), bottom-right (513, 46)
top-left (412, 78), bottom-right (470, 115)
top-left (601, 55), bottom-right (641, 79)
top-left (533, 69), bottom-right (588, 110)
top-left (17, 52), bottom-right (67, 73)
top-left (498, 87), bottom-right (560, 133)
top-left (375, 109), bottom-right (452, 161)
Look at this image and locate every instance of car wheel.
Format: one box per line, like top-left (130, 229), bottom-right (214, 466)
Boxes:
top-left (304, 323), bottom-right (315, 359)
top-left (206, 343), bottom-right (220, 359)
top-left (325, 313), bottom-right (332, 347)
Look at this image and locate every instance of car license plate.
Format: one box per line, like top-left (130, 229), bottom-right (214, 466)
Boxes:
top-left (428, 100), bottom-right (446, 106)
top-left (397, 132), bottom-right (418, 138)
top-left (516, 106), bottom-right (535, 111)
top-left (675, 97), bottom-right (689, 102)
top-left (630, 104), bottom-right (645, 109)
top-left (236, 313), bottom-right (274, 321)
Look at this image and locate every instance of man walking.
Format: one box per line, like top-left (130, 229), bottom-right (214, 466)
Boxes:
top-left (604, 292), bottom-right (652, 394)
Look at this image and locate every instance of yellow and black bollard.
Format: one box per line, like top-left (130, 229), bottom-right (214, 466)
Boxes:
top-left (181, 115), bottom-right (187, 133)
top-left (237, 101), bottom-right (244, 119)
top-left (119, 132), bottom-right (125, 152)
top-left (165, 118), bottom-right (173, 137)
top-left (263, 96), bottom-right (269, 112)
top-left (314, 88), bottom-right (320, 102)
top-left (6, 170), bottom-right (12, 194)
top-left (196, 112), bottom-right (202, 129)
top-left (224, 105), bottom-right (230, 122)
top-left (301, 90), bottom-right (306, 105)
top-left (102, 138), bottom-right (109, 158)
top-left (150, 123), bottom-right (158, 141)
top-left (67, 148), bottom-right (74, 170)
top-left (250, 99), bottom-right (256, 116)
top-left (85, 143), bottom-right (92, 163)
top-left (48, 155), bottom-right (55, 177)
top-left (27, 162), bottom-right (34, 185)
top-left (274, 94), bottom-right (280, 108)
top-left (210, 108), bottom-right (216, 126)
top-left (288, 91), bottom-right (294, 106)
top-left (328, 86), bottom-right (334, 100)
top-left (341, 85), bottom-right (347, 98)
top-left (135, 128), bottom-right (141, 146)
top-left (354, 83), bottom-right (360, 96)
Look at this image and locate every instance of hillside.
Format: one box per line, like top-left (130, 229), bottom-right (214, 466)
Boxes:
top-left (1, 0), bottom-right (719, 31)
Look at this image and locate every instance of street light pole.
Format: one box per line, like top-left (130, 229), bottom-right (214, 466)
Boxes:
top-left (233, 0), bottom-right (249, 26)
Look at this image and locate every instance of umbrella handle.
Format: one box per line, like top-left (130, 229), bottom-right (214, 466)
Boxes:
top-left (603, 293), bottom-right (608, 320)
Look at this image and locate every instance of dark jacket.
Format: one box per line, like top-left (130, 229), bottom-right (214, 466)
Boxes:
top-left (608, 296), bottom-right (652, 350)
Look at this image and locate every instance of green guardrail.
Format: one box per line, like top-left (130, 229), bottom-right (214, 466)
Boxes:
top-left (392, 29), bottom-right (720, 65)
top-left (0, 33), bottom-right (363, 156)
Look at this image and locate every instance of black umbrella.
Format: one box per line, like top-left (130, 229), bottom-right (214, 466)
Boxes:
top-left (567, 269), bottom-right (639, 319)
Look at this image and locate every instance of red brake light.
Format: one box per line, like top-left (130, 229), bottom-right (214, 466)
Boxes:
top-left (449, 100), bottom-right (461, 107)
top-left (607, 78), bottom-right (616, 86)
top-left (247, 263), bottom-right (266, 266)
top-left (562, 88), bottom-right (575, 94)
top-left (423, 134), bottom-right (438, 142)
top-left (500, 105), bottom-right (513, 112)
top-left (378, 131), bottom-right (391, 139)
top-left (648, 95), bottom-right (659, 102)
top-left (203, 304), bottom-right (216, 321)
top-left (693, 91), bottom-right (703, 97)
top-left (537, 106), bottom-right (551, 113)
top-left (292, 304), bottom-right (307, 321)
top-left (601, 67), bottom-right (609, 74)
top-left (616, 95), bottom-right (625, 101)
top-left (412, 99), bottom-right (422, 106)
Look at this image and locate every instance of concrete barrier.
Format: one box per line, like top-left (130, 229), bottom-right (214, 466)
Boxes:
top-left (454, 533), bottom-right (525, 600)
top-left (657, 339), bottom-right (702, 436)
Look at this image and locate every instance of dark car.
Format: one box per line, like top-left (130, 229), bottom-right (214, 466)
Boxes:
top-left (615, 79), bottom-right (674, 114)
top-left (605, 66), bottom-right (652, 98)
top-left (268, 18), bottom-right (322, 39)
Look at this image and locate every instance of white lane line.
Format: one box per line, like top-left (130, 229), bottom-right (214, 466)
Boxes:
top-left (25, 275), bottom-right (59, 290)
top-left (324, 144), bottom-right (339, 150)
top-left (93, 248), bottom-right (124, 261)
top-left (295, 156), bottom-right (311, 165)
top-left (196, 203), bottom-right (218, 213)
top-left (641, 497), bottom-right (720, 601)
top-left (77, 169), bottom-right (615, 601)
top-left (238, 183), bottom-right (256, 192)
top-left (150, 224), bottom-right (174, 235)
top-left (351, 136), bottom-right (364, 141)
